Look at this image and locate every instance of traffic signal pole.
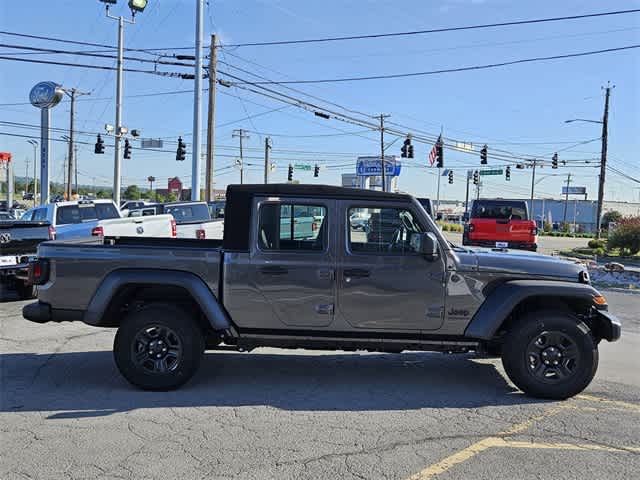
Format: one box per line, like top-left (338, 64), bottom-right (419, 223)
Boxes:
top-left (191, 0), bottom-right (204, 201)
top-left (379, 114), bottom-right (389, 192)
top-left (464, 170), bottom-right (471, 215)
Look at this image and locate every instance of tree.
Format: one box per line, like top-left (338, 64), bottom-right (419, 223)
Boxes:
top-left (123, 185), bottom-right (141, 200)
top-left (601, 210), bottom-right (623, 230)
top-left (96, 190), bottom-right (111, 199)
top-left (167, 192), bottom-right (178, 202)
top-left (607, 217), bottom-right (640, 256)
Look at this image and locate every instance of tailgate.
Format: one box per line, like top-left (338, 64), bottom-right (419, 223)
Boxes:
top-left (100, 214), bottom-right (173, 237)
top-left (0, 221), bottom-right (50, 257)
top-left (469, 219), bottom-right (535, 241)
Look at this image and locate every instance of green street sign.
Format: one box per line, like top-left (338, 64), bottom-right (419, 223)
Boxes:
top-left (294, 164), bottom-right (312, 171)
top-left (480, 169), bottom-right (503, 176)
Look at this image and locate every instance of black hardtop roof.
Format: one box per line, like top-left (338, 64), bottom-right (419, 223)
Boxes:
top-left (226, 183), bottom-right (414, 202)
top-left (223, 184), bottom-right (415, 251)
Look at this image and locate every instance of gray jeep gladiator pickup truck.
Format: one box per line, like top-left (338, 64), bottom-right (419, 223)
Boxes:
top-left (23, 184), bottom-right (621, 399)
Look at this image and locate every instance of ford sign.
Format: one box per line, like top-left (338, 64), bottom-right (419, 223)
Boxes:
top-left (29, 82), bottom-right (63, 109)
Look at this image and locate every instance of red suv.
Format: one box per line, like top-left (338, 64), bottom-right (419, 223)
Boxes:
top-left (463, 199), bottom-right (537, 251)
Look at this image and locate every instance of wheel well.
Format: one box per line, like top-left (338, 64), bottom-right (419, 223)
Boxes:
top-left (101, 284), bottom-right (213, 334)
top-left (487, 295), bottom-right (593, 352)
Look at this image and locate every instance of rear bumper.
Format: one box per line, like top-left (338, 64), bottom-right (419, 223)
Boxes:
top-left (462, 238), bottom-right (537, 251)
top-left (23, 302), bottom-right (84, 324)
top-left (593, 309), bottom-right (622, 342)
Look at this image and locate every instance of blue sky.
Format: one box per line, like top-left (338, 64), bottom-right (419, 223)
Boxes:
top-left (1, 0), bottom-right (638, 202)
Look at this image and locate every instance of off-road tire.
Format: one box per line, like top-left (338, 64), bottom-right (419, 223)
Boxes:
top-left (501, 310), bottom-right (598, 399)
top-left (114, 303), bottom-right (205, 391)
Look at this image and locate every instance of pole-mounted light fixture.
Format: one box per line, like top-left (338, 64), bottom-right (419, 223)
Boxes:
top-left (128, 0), bottom-right (148, 14)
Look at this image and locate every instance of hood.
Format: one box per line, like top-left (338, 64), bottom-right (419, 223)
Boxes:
top-left (455, 247), bottom-right (585, 281)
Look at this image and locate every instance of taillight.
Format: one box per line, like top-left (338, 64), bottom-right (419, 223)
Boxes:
top-left (196, 229), bottom-right (206, 240)
top-left (48, 226), bottom-right (56, 240)
top-left (170, 219), bottom-right (177, 238)
top-left (28, 259), bottom-right (50, 285)
top-left (91, 226), bottom-right (104, 237)
top-left (531, 227), bottom-right (538, 236)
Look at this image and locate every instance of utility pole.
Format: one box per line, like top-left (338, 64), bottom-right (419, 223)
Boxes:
top-left (264, 137), bottom-right (272, 184)
top-left (595, 85), bottom-right (611, 238)
top-left (205, 34), bottom-right (217, 202)
top-left (379, 114), bottom-right (390, 192)
top-left (63, 88), bottom-right (89, 198)
top-left (191, 0), bottom-right (204, 201)
top-left (563, 173), bottom-right (572, 226)
top-left (147, 175), bottom-right (155, 201)
top-left (74, 143), bottom-right (79, 193)
top-left (233, 129), bottom-right (249, 184)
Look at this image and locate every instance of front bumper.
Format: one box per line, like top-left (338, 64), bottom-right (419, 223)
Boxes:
top-left (23, 302), bottom-right (84, 324)
top-left (593, 309), bottom-right (622, 342)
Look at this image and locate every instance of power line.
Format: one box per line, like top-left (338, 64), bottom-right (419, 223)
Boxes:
top-left (0, 54), bottom-right (184, 76)
top-left (220, 9), bottom-right (640, 47)
top-left (223, 45), bottom-right (640, 85)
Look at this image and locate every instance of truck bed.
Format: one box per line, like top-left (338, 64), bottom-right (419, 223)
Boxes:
top-left (37, 237), bottom-right (222, 311)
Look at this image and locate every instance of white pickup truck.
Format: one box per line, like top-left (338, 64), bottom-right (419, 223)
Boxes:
top-left (129, 201), bottom-right (223, 239)
top-left (21, 200), bottom-right (176, 240)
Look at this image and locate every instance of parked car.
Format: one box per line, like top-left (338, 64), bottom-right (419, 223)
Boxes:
top-left (129, 201), bottom-right (223, 239)
top-left (0, 219), bottom-right (51, 298)
top-left (0, 211), bottom-right (14, 220)
top-left (22, 193), bottom-right (34, 201)
top-left (463, 199), bottom-right (538, 251)
top-left (21, 200), bottom-right (175, 240)
top-left (24, 184), bottom-right (620, 399)
top-left (207, 201), bottom-right (226, 219)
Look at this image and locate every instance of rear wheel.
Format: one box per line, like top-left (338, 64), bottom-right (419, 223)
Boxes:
top-left (501, 310), bottom-right (598, 399)
top-left (114, 303), bottom-right (205, 391)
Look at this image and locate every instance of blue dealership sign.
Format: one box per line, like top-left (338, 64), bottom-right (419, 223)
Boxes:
top-left (356, 156), bottom-right (401, 177)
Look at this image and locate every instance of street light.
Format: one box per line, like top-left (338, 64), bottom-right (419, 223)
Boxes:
top-left (99, 0), bottom-right (149, 206)
top-left (26, 139), bottom-right (38, 203)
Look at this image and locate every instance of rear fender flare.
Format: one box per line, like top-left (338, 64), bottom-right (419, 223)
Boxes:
top-left (464, 280), bottom-right (600, 340)
top-left (84, 269), bottom-right (230, 331)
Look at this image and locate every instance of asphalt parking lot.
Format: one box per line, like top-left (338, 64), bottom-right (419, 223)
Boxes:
top-left (1, 291), bottom-right (639, 480)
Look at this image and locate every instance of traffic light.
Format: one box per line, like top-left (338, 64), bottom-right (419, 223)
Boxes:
top-left (94, 134), bottom-right (105, 154)
top-left (288, 164), bottom-right (293, 181)
top-left (123, 139), bottom-right (132, 159)
top-left (473, 170), bottom-right (479, 185)
top-left (401, 137), bottom-right (410, 158)
top-left (448, 170), bottom-right (454, 184)
top-left (436, 142), bottom-right (444, 168)
top-left (480, 145), bottom-right (488, 165)
top-left (505, 166), bottom-right (511, 181)
top-left (552, 152), bottom-right (559, 169)
top-left (314, 164), bottom-right (319, 177)
top-left (176, 136), bottom-right (186, 161)
top-left (408, 144), bottom-right (414, 159)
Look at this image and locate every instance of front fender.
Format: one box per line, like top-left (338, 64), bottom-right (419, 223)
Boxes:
top-left (464, 280), bottom-right (602, 340)
top-left (84, 269), bottom-right (231, 331)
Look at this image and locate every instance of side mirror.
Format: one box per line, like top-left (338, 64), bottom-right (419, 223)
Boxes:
top-left (462, 212), bottom-right (470, 222)
top-left (412, 232), bottom-right (440, 259)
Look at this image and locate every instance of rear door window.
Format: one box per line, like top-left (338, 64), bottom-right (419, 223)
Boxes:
top-left (258, 203), bottom-right (326, 251)
top-left (165, 204), bottom-right (211, 223)
top-left (56, 206), bottom-right (83, 225)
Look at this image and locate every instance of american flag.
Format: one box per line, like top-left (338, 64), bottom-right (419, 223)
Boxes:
top-left (428, 135), bottom-right (442, 166)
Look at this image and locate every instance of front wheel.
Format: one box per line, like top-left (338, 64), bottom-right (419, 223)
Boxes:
top-left (501, 311), bottom-right (598, 399)
top-left (114, 303), bottom-right (205, 391)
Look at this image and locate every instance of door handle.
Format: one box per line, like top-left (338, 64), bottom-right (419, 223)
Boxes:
top-left (259, 266), bottom-right (288, 275)
top-left (344, 268), bottom-right (370, 278)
